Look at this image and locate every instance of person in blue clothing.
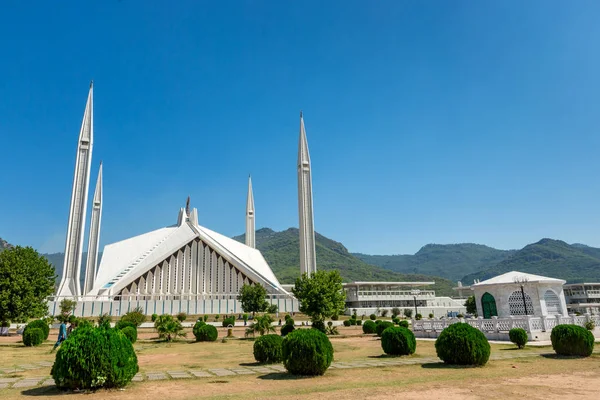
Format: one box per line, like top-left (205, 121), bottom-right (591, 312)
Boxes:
top-left (52, 321), bottom-right (67, 351)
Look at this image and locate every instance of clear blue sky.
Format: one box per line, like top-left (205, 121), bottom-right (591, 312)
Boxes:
top-left (1, 1), bottom-right (600, 255)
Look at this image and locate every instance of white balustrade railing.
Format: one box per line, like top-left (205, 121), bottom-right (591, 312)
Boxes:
top-left (412, 314), bottom-right (598, 334)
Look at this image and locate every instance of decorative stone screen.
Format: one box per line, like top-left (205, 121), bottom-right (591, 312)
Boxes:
top-left (544, 290), bottom-right (561, 315)
top-left (508, 290), bottom-right (534, 316)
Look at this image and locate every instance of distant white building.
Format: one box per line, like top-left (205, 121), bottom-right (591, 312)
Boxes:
top-left (469, 271), bottom-right (568, 318)
top-left (564, 283), bottom-right (600, 315)
top-left (342, 282), bottom-right (466, 318)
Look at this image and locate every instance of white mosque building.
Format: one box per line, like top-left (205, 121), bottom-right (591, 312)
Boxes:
top-left (50, 84), bottom-right (317, 316)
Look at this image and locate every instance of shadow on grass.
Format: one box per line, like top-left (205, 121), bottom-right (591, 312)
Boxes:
top-left (21, 386), bottom-right (66, 397)
top-left (367, 354), bottom-right (404, 359)
top-left (239, 362), bottom-right (263, 367)
top-left (257, 372), bottom-right (313, 381)
top-left (421, 362), bottom-right (477, 369)
top-left (540, 353), bottom-right (588, 360)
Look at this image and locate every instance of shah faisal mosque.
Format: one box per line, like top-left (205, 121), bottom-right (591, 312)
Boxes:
top-left (51, 83), bottom-right (469, 319)
top-left (52, 82), bottom-right (318, 315)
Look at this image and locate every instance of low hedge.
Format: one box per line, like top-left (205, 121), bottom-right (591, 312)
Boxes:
top-left (25, 320), bottom-right (50, 341)
top-left (381, 326), bottom-right (416, 356)
top-left (121, 326), bottom-right (137, 344)
top-left (399, 320), bottom-right (409, 328)
top-left (51, 326), bottom-right (138, 389)
top-left (343, 320), bottom-right (351, 327)
top-left (356, 320), bottom-right (362, 326)
top-left (435, 323), bottom-right (490, 366)
top-left (376, 321), bottom-right (394, 337)
top-left (194, 323), bottom-right (218, 342)
top-left (282, 329), bottom-right (333, 375)
top-left (23, 327), bottom-right (44, 347)
top-left (362, 320), bottom-right (377, 334)
top-left (508, 328), bottom-right (528, 349)
top-left (551, 324), bottom-right (594, 357)
top-left (253, 334), bottom-right (283, 363)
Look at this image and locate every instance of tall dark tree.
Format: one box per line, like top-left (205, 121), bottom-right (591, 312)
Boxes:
top-left (238, 284), bottom-right (268, 316)
top-left (0, 246), bottom-right (56, 323)
top-left (465, 295), bottom-right (477, 316)
top-left (292, 270), bottom-right (346, 331)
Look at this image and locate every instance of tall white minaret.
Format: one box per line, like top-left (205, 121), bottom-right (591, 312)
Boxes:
top-left (83, 162), bottom-right (103, 295)
top-left (297, 111), bottom-right (317, 276)
top-left (57, 82), bottom-right (94, 298)
top-left (245, 175), bottom-right (255, 248)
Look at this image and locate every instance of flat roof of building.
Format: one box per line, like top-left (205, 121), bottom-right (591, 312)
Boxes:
top-left (342, 281), bottom-right (435, 286)
top-left (564, 283), bottom-right (600, 287)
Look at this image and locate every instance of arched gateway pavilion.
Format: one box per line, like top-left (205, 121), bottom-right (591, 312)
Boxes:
top-left (470, 271), bottom-right (568, 318)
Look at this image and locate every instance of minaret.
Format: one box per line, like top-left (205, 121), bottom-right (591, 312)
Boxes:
top-left (83, 162), bottom-right (102, 296)
top-left (245, 175), bottom-right (255, 248)
top-left (297, 111), bottom-right (317, 276)
top-left (57, 82), bottom-right (94, 298)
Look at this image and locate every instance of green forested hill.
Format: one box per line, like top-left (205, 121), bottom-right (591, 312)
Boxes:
top-left (354, 243), bottom-right (515, 281)
top-left (234, 228), bottom-right (456, 296)
top-left (461, 239), bottom-right (600, 284)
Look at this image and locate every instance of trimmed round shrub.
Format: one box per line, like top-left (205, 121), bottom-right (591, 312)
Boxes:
top-left (115, 320), bottom-right (137, 331)
top-left (151, 313), bottom-right (158, 322)
top-left (551, 324), bottom-right (594, 357)
top-left (222, 316), bottom-right (236, 327)
top-left (399, 320), bottom-right (409, 328)
top-left (285, 317), bottom-right (295, 326)
top-left (356, 320), bottom-right (362, 326)
top-left (585, 321), bottom-right (595, 331)
top-left (349, 319), bottom-right (357, 326)
top-left (176, 312), bottom-right (187, 322)
top-left (435, 323), bottom-right (490, 366)
top-left (51, 326), bottom-right (138, 389)
top-left (121, 326), bottom-right (137, 344)
top-left (194, 323), bottom-right (218, 342)
top-left (362, 320), bottom-right (377, 334)
top-left (392, 317), bottom-right (400, 325)
top-left (343, 320), bottom-right (351, 327)
top-left (369, 314), bottom-right (377, 320)
top-left (376, 321), bottom-right (394, 337)
top-left (415, 313), bottom-right (423, 320)
top-left (509, 328), bottom-right (528, 349)
top-left (25, 319), bottom-right (50, 340)
top-left (23, 327), bottom-right (44, 347)
top-left (281, 323), bottom-right (295, 336)
top-left (282, 329), bottom-right (333, 376)
top-left (381, 326), bottom-right (416, 356)
top-left (253, 334), bottom-right (283, 363)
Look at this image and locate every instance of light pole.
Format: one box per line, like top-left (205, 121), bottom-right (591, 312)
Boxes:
top-left (411, 289), bottom-right (421, 317)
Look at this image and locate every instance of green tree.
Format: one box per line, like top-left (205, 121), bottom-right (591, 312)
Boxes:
top-left (465, 295), bottom-right (477, 316)
top-left (245, 314), bottom-right (276, 337)
top-left (57, 299), bottom-right (77, 323)
top-left (238, 284), bottom-right (268, 316)
top-left (292, 270), bottom-right (346, 329)
top-left (0, 246), bottom-right (55, 324)
top-left (403, 309), bottom-right (413, 319)
top-left (154, 314), bottom-right (186, 342)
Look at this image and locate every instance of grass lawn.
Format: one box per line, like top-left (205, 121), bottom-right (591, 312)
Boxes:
top-left (1, 326), bottom-right (599, 399)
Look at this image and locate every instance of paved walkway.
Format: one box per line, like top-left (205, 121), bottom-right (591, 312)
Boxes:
top-left (0, 351), bottom-right (548, 390)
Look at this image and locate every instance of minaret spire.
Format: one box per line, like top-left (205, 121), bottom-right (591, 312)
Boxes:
top-left (83, 162), bottom-right (103, 295)
top-left (245, 175), bottom-right (256, 248)
top-left (297, 112), bottom-right (317, 276)
top-left (57, 82), bottom-right (94, 298)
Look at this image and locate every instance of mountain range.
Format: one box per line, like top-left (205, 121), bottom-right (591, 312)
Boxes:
top-left (3, 231), bottom-right (600, 296)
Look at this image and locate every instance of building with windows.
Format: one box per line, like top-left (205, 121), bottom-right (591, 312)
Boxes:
top-left (342, 282), bottom-right (466, 318)
top-left (469, 271), bottom-right (568, 318)
top-left (564, 283), bottom-right (600, 315)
